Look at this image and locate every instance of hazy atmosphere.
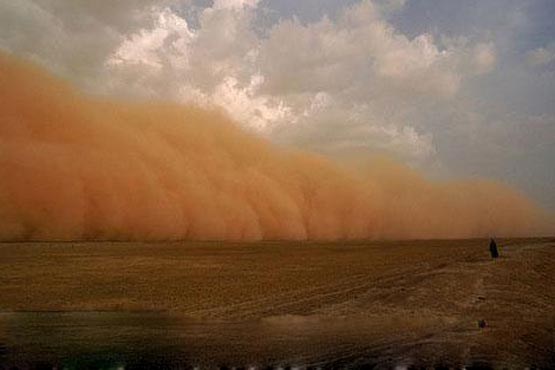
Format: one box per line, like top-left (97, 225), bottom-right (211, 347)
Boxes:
top-left (1, 0), bottom-right (554, 211)
top-left (1, 2), bottom-right (554, 368)
top-left (0, 0), bottom-right (554, 240)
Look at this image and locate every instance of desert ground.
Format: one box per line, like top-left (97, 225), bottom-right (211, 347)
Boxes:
top-left (0, 238), bottom-right (553, 368)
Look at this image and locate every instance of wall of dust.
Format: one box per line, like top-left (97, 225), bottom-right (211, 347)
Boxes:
top-left (0, 53), bottom-right (552, 241)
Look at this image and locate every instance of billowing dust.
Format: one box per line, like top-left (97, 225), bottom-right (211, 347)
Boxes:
top-left (0, 53), bottom-right (551, 241)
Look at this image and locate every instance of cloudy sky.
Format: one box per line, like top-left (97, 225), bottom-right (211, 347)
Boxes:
top-left (1, 0), bottom-right (554, 211)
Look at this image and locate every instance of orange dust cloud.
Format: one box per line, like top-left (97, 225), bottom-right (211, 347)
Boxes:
top-left (0, 52), bottom-right (552, 241)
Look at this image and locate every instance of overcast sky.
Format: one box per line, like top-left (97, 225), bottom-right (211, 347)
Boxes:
top-left (1, 0), bottom-right (554, 211)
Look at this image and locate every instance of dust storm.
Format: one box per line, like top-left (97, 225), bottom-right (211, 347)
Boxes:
top-left (0, 52), bottom-right (551, 241)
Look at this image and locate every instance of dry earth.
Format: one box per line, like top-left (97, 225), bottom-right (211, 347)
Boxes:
top-left (0, 238), bottom-right (553, 368)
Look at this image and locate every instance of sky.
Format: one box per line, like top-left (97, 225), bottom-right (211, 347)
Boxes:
top-left (1, 0), bottom-right (554, 211)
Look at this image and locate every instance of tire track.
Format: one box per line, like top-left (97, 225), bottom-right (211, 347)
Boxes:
top-left (185, 264), bottom-right (433, 320)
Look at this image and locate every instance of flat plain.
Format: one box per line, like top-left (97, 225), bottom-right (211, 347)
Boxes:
top-left (0, 238), bottom-right (553, 368)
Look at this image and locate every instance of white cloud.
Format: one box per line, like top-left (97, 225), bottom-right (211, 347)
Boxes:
top-left (0, 0), bottom-right (502, 163)
top-left (215, 76), bottom-right (292, 130)
top-left (107, 7), bottom-right (195, 70)
top-left (212, 0), bottom-right (259, 10)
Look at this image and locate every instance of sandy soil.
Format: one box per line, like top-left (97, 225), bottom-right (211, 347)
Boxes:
top-left (0, 238), bottom-right (553, 368)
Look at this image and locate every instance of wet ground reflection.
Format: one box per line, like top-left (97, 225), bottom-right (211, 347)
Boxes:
top-left (0, 312), bottom-right (193, 369)
top-left (0, 311), bottom-right (529, 369)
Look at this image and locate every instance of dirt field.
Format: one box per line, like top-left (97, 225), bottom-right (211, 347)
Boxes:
top-left (0, 238), bottom-right (553, 368)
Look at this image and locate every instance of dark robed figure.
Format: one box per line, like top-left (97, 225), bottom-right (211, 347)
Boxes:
top-left (489, 239), bottom-right (499, 258)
